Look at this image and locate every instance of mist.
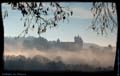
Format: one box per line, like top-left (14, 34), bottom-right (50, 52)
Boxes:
top-left (4, 37), bottom-right (116, 71)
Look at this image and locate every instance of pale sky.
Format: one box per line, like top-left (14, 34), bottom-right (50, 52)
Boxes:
top-left (2, 2), bottom-right (118, 47)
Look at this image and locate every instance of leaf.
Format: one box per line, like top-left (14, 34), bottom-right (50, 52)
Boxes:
top-left (36, 15), bottom-right (40, 18)
top-left (18, 4), bottom-right (22, 10)
top-left (34, 3), bottom-right (37, 8)
top-left (47, 8), bottom-right (49, 11)
top-left (32, 25), bottom-right (34, 28)
top-left (93, 2), bottom-right (95, 7)
top-left (60, 9), bottom-right (63, 13)
top-left (50, 2), bottom-right (52, 6)
top-left (39, 7), bottom-right (43, 10)
top-left (56, 3), bottom-right (60, 7)
top-left (111, 3), bottom-right (114, 9)
top-left (93, 13), bottom-right (95, 17)
top-left (21, 9), bottom-right (28, 16)
top-left (42, 28), bottom-right (46, 32)
top-left (112, 10), bottom-right (115, 13)
top-left (92, 25), bottom-right (96, 30)
top-left (63, 16), bottom-right (66, 19)
top-left (43, 11), bottom-right (47, 15)
top-left (101, 29), bottom-right (103, 35)
top-left (103, 22), bottom-right (105, 26)
top-left (13, 3), bottom-right (17, 7)
top-left (67, 13), bottom-right (69, 16)
top-left (71, 11), bottom-right (73, 16)
top-left (25, 29), bottom-right (28, 34)
top-left (24, 22), bottom-right (26, 27)
top-left (54, 23), bottom-right (57, 27)
top-left (6, 11), bottom-right (8, 17)
top-left (92, 27), bottom-right (95, 30)
top-left (106, 24), bottom-right (108, 28)
top-left (91, 8), bottom-right (93, 11)
top-left (54, 16), bottom-right (57, 21)
top-left (57, 11), bottom-right (60, 14)
top-left (33, 9), bottom-right (37, 14)
top-left (37, 30), bottom-right (40, 34)
top-left (39, 2), bottom-right (42, 6)
top-left (37, 27), bottom-right (41, 34)
top-left (8, 2), bottom-right (11, 4)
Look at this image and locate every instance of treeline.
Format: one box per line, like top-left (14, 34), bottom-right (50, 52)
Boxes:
top-left (4, 55), bottom-right (113, 71)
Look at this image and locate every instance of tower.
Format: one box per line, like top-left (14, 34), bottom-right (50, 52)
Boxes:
top-left (57, 38), bottom-right (60, 43)
top-left (74, 35), bottom-right (83, 49)
top-left (74, 35), bottom-right (83, 43)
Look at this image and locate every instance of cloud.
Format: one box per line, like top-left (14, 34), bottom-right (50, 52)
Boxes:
top-left (70, 7), bottom-right (93, 19)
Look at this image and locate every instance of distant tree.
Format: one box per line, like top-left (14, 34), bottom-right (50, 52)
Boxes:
top-left (108, 44), bottom-right (112, 48)
top-left (3, 2), bottom-right (117, 37)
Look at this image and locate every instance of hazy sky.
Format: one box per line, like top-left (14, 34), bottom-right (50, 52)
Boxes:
top-left (2, 2), bottom-right (118, 46)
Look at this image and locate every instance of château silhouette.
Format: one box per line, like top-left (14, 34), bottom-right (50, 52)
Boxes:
top-left (5, 35), bottom-right (83, 51)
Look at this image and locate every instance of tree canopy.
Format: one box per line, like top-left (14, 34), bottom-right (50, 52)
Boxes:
top-left (3, 2), bottom-right (117, 37)
top-left (90, 2), bottom-right (117, 35)
top-left (3, 2), bottom-right (73, 37)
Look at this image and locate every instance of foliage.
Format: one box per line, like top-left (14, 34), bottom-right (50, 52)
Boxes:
top-left (3, 2), bottom-right (73, 37)
top-left (3, 2), bottom-right (117, 36)
top-left (4, 55), bottom-right (113, 71)
top-left (90, 2), bottom-right (117, 35)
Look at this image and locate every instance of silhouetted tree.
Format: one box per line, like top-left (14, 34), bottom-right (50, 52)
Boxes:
top-left (5, 55), bottom-right (113, 71)
top-left (108, 44), bottom-right (112, 48)
top-left (3, 2), bottom-right (117, 37)
top-left (90, 2), bottom-right (117, 35)
top-left (3, 2), bottom-right (73, 37)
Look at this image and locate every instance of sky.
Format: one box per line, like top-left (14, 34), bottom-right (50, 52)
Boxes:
top-left (2, 2), bottom-right (118, 47)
